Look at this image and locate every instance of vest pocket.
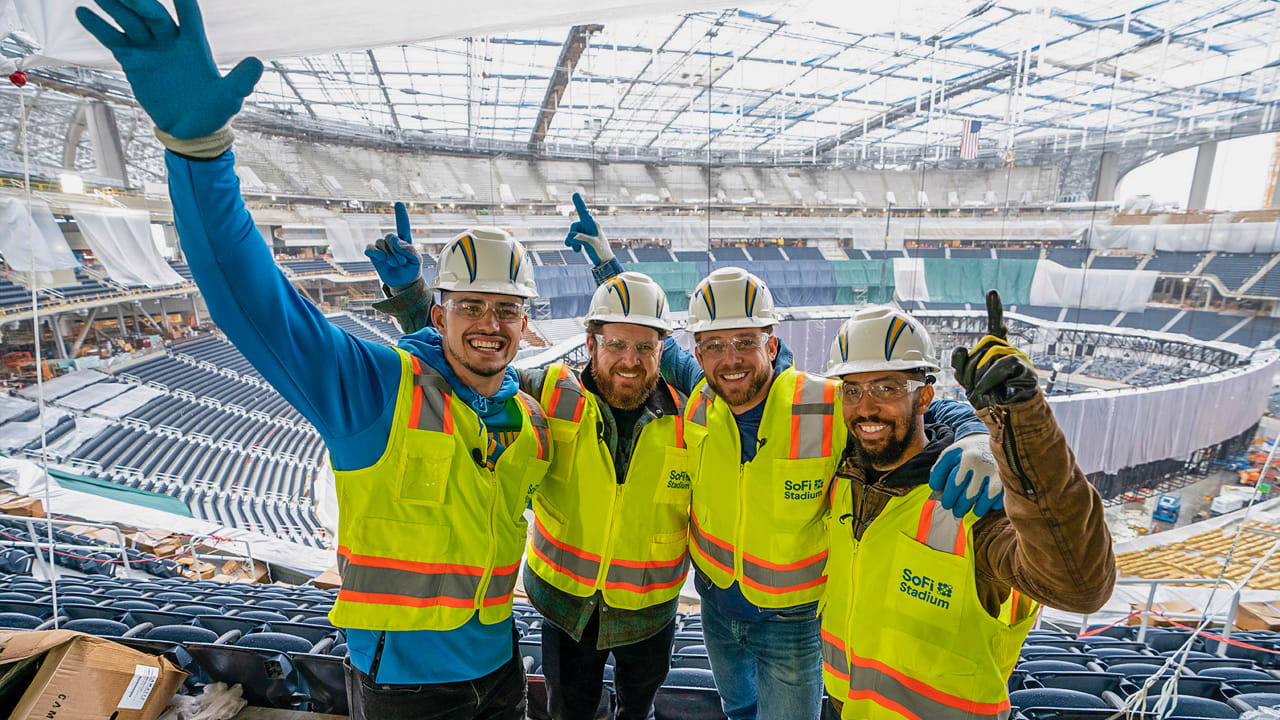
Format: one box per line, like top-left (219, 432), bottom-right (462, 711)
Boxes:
top-left (889, 530), bottom-right (971, 636)
top-left (401, 430), bottom-right (455, 506)
top-left (654, 447), bottom-right (693, 505)
top-left (770, 457), bottom-right (832, 522)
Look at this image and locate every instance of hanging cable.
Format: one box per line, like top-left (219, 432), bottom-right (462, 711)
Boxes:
top-left (12, 69), bottom-right (60, 627)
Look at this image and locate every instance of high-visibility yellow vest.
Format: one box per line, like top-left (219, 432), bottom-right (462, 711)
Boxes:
top-left (683, 367), bottom-right (846, 608)
top-left (526, 363), bottom-right (692, 610)
top-left (329, 348), bottom-right (550, 632)
top-left (821, 480), bottom-right (1039, 720)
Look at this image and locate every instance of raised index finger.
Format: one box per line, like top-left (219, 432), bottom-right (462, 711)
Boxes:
top-left (394, 202), bottom-right (411, 242)
top-left (985, 289), bottom-right (1007, 340)
top-left (571, 192), bottom-right (597, 234)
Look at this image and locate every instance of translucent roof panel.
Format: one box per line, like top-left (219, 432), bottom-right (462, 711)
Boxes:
top-left (5, 0), bottom-right (1278, 163)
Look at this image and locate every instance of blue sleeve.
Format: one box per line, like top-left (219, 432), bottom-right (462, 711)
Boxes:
top-left (167, 149), bottom-right (400, 470)
top-left (660, 336), bottom-right (704, 396)
top-left (591, 257), bottom-right (624, 285)
top-left (925, 398), bottom-right (987, 439)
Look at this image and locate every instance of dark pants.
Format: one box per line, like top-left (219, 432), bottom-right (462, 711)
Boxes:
top-left (542, 610), bottom-right (677, 720)
top-left (345, 628), bottom-right (526, 720)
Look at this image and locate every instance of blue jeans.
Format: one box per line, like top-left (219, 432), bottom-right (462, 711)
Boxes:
top-left (701, 599), bottom-right (823, 720)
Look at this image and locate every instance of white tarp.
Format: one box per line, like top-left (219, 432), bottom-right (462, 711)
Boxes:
top-left (0, 408), bottom-right (69, 452)
top-left (43, 415), bottom-right (112, 457)
top-left (18, 369), bottom-right (106, 400)
top-left (0, 395), bottom-right (35, 426)
top-left (56, 381), bottom-right (133, 411)
top-left (91, 385), bottom-right (166, 419)
top-left (1047, 354), bottom-right (1277, 475)
top-left (0, 197), bottom-right (79, 273)
top-left (1092, 220), bottom-right (1280, 255)
top-left (13, 0), bottom-right (733, 69)
top-left (1029, 260), bottom-right (1157, 312)
top-left (322, 218), bottom-right (371, 264)
top-left (71, 206), bottom-right (184, 287)
top-left (891, 258), bottom-right (930, 302)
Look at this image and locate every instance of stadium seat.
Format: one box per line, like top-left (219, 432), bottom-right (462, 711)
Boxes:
top-left (1227, 692), bottom-right (1280, 712)
top-left (292, 652), bottom-right (348, 715)
top-left (1023, 670), bottom-right (1132, 700)
top-left (1196, 667), bottom-right (1274, 682)
top-left (519, 640), bottom-right (543, 674)
top-left (663, 668), bottom-right (717, 689)
top-left (186, 633), bottom-right (316, 709)
top-left (1020, 660), bottom-right (1094, 674)
top-left (653, 686), bottom-right (725, 720)
top-left (1142, 695), bottom-right (1239, 717)
top-left (1009, 688), bottom-right (1110, 709)
top-left (0, 612), bottom-right (50, 630)
top-left (62, 618), bottom-right (131, 637)
top-left (671, 654), bottom-right (713, 670)
top-left (145, 625), bottom-right (219, 644)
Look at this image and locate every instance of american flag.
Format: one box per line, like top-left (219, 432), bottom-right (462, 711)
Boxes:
top-left (959, 120), bottom-right (981, 160)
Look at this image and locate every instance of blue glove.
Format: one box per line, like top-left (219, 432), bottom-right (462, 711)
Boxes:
top-left (929, 433), bottom-right (1004, 518)
top-left (364, 202), bottom-right (422, 289)
top-left (564, 193), bottom-right (614, 266)
top-left (76, 0), bottom-right (263, 140)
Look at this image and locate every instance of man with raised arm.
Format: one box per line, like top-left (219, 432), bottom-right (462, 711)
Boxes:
top-left (819, 294), bottom-right (1115, 719)
top-left (559, 196), bottom-right (1004, 720)
top-left (370, 239), bottom-right (695, 719)
top-left (77, 2), bottom-right (549, 717)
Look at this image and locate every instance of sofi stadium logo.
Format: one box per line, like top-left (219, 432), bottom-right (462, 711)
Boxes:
top-left (900, 568), bottom-right (953, 610)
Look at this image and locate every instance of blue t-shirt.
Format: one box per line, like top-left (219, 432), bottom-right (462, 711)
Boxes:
top-left (167, 149), bottom-right (513, 684)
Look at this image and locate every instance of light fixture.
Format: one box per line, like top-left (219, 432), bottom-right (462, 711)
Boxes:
top-left (59, 173), bottom-right (85, 194)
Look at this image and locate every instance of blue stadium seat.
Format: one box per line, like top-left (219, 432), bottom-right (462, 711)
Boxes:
top-left (187, 633), bottom-right (314, 709)
top-left (62, 618), bottom-right (131, 637)
top-left (663, 668), bottom-right (717, 689)
top-left (1228, 692), bottom-right (1280, 712)
top-left (145, 625), bottom-right (219, 644)
top-left (1024, 670), bottom-right (1132, 699)
top-left (671, 655), bottom-right (712, 670)
top-left (653, 686), bottom-right (725, 720)
top-left (1142, 695), bottom-right (1238, 717)
top-left (292, 652), bottom-right (348, 715)
top-left (519, 640), bottom-right (542, 673)
top-left (1009, 688), bottom-right (1110, 709)
top-left (1020, 660), bottom-right (1094, 674)
top-left (0, 612), bottom-right (48, 630)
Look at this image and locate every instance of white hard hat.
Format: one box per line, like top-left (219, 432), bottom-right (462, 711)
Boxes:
top-left (825, 305), bottom-right (940, 377)
top-left (687, 267), bottom-right (780, 334)
top-left (432, 227), bottom-right (538, 299)
top-left (586, 272), bottom-right (672, 333)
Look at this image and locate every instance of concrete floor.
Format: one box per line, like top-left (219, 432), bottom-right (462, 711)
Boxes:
top-left (1103, 470), bottom-right (1239, 546)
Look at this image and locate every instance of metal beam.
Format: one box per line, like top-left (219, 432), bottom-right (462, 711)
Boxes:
top-left (366, 50), bottom-right (402, 131)
top-left (271, 60), bottom-right (318, 119)
top-left (530, 24), bottom-right (602, 150)
top-left (69, 307), bottom-right (100, 358)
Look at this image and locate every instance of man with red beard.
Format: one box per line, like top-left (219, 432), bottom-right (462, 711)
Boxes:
top-left (820, 297), bottom-right (1114, 720)
top-left (372, 254), bottom-right (693, 719)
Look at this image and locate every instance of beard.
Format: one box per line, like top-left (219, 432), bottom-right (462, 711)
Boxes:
top-left (706, 362), bottom-right (772, 407)
top-left (849, 411), bottom-right (922, 471)
top-left (591, 362), bottom-right (660, 410)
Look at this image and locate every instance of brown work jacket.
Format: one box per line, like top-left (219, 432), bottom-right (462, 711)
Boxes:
top-left (832, 390), bottom-right (1116, 620)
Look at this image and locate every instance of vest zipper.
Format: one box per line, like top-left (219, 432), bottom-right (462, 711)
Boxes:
top-left (995, 406), bottom-right (1035, 498)
top-left (480, 421), bottom-right (500, 604)
top-left (596, 449), bottom-right (623, 590)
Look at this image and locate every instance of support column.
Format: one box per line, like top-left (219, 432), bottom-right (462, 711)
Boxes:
top-left (69, 307), bottom-right (100, 357)
top-left (1095, 151), bottom-right (1119, 203)
top-left (1187, 141), bottom-right (1218, 210)
top-left (115, 304), bottom-right (127, 336)
top-left (48, 316), bottom-right (68, 360)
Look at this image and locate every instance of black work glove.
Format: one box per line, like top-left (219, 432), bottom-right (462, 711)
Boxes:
top-left (951, 290), bottom-right (1039, 410)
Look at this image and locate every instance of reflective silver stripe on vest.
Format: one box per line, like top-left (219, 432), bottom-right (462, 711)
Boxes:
top-left (689, 514), bottom-right (734, 571)
top-left (517, 391), bottom-right (550, 459)
top-left (848, 663), bottom-right (1011, 720)
top-left (741, 553), bottom-right (827, 592)
top-left (822, 635), bottom-right (849, 678)
top-left (532, 521), bottom-right (601, 584)
top-left (549, 372), bottom-right (585, 422)
top-left (791, 376), bottom-right (834, 459)
top-left (604, 554), bottom-right (690, 592)
top-left (413, 371), bottom-right (453, 432)
top-left (485, 566), bottom-right (519, 600)
top-left (337, 553), bottom-right (481, 601)
top-left (687, 386), bottom-right (714, 427)
top-left (922, 493), bottom-right (965, 555)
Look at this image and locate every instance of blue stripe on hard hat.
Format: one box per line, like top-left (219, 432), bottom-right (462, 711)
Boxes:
top-left (885, 317), bottom-right (908, 360)
top-left (699, 286), bottom-right (716, 319)
top-left (457, 235), bottom-right (478, 282)
top-left (744, 279), bottom-right (757, 317)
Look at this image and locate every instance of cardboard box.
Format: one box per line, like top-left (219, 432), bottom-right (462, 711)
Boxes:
top-left (0, 494), bottom-right (43, 518)
top-left (174, 557), bottom-right (216, 580)
top-left (0, 630), bottom-right (185, 720)
top-left (220, 559), bottom-right (270, 584)
top-left (126, 530), bottom-right (181, 558)
top-left (1236, 601), bottom-right (1280, 631)
top-left (1126, 600), bottom-right (1199, 626)
top-left (312, 564), bottom-right (342, 590)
